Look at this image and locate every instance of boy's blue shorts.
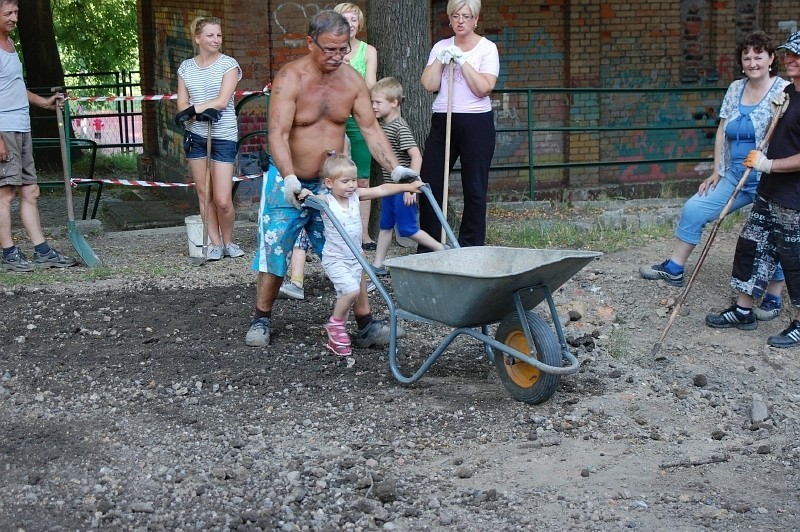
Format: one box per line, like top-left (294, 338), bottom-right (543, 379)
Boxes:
top-left (379, 194), bottom-right (419, 237)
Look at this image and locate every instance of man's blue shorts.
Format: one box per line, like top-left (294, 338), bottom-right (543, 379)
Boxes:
top-left (252, 166), bottom-right (325, 276)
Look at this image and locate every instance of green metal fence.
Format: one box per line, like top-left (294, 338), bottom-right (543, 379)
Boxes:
top-left (486, 86), bottom-right (727, 200)
top-left (31, 71), bottom-right (142, 153)
top-left (30, 76), bottom-right (728, 201)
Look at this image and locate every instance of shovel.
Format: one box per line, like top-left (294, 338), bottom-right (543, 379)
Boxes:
top-left (55, 92), bottom-right (100, 267)
top-left (189, 122), bottom-right (213, 267)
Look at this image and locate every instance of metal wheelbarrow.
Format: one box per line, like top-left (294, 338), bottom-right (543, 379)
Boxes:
top-left (305, 186), bottom-right (601, 404)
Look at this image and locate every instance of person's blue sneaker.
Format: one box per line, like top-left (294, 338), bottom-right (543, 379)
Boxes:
top-left (753, 297), bottom-right (781, 321)
top-left (705, 305), bottom-right (757, 331)
top-left (768, 320), bottom-right (800, 348)
top-left (206, 244), bottom-right (223, 261)
top-left (639, 260), bottom-right (683, 287)
top-left (245, 317), bottom-right (271, 347)
top-left (371, 265), bottom-right (389, 277)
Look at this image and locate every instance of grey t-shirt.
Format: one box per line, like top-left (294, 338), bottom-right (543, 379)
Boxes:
top-left (0, 46), bottom-right (31, 132)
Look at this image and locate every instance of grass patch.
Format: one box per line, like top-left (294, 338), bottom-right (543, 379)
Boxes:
top-left (659, 180), bottom-right (678, 199)
top-left (486, 219), bottom-right (674, 253)
top-left (73, 151), bottom-right (139, 182)
top-left (605, 325), bottom-right (630, 359)
top-left (0, 265), bottom-right (117, 287)
top-left (0, 261), bottom-right (176, 288)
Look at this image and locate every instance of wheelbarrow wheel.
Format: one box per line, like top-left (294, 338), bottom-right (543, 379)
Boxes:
top-left (494, 311), bottom-right (561, 404)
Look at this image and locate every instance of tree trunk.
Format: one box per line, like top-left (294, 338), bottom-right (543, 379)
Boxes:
top-left (367, 1), bottom-right (434, 149)
top-left (366, 1), bottom-right (434, 237)
top-left (17, 0), bottom-right (66, 168)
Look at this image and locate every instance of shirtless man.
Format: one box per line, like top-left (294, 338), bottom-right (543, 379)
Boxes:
top-left (245, 10), bottom-right (418, 348)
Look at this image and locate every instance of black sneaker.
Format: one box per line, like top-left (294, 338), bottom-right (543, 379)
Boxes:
top-left (355, 318), bottom-right (406, 348)
top-left (768, 320), bottom-right (800, 348)
top-left (705, 305), bottom-right (757, 331)
top-left (33, 248), bottom-right (77, 269)
top-left (639, 260), bottom-right (683, 287)
top-left (1, 247), bottom-right (34, 272)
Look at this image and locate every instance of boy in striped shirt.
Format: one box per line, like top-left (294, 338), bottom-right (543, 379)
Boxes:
top-left (369, 77), bottom-right (446, 277)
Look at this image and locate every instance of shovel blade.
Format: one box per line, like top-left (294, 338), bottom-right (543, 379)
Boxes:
top-left (68, 220), bottom-right (100, 267)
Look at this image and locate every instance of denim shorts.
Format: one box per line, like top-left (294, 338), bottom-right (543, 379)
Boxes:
top-left (184, 131), bottom-right (237, 164)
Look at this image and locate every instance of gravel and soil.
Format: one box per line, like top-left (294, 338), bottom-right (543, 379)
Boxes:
top-left (2, 200), bottom-right (800, 531)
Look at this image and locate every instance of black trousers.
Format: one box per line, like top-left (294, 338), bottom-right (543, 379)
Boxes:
top-left (419, 111), bottom-right (495, 249)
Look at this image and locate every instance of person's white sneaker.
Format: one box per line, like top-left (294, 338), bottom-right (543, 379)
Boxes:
top-left (206, 244), bottom-right (223, 261)
top-left (223, 242), bottom-right (245, 258)
top-left (278, 281), bottom-right (304, 300)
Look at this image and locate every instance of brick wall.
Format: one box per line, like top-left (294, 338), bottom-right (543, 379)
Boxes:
top-left (138, 0), bottom-right (799, 202)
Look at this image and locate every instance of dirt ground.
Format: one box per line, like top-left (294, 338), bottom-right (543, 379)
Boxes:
top-left (2, 208), bottom-right (800, 531)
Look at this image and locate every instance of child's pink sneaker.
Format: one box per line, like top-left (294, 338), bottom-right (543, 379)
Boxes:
top-left (323, 318), bottom-right (352, 357)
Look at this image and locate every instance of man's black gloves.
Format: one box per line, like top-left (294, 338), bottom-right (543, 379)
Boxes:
top-left (174, 105), bottom-right (195, 127)
top-left (196, 108), bottom-right (221, 122)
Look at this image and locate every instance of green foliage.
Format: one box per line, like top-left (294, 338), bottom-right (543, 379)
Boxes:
top-left (52, 0), bottom-right (139, 76)
top-left (74, 152), bottom-right (138, 176)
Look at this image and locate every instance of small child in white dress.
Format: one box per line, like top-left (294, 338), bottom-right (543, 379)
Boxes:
top-left (298, 153), bottom-right (424, 356)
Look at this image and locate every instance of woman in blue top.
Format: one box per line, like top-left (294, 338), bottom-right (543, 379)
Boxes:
top-left (641, 31), bottom-right (788, 320)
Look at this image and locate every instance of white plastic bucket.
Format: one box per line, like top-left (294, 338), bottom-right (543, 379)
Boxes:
top-left (185, 215), bottom-right (204, 258)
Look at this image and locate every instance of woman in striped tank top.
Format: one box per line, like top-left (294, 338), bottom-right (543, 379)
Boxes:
top-left (176, 16), bottom-right (244, 261)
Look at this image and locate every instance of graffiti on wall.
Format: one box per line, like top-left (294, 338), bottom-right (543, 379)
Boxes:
top-left (490, 27), bottom-right (563, 89)
top-left (153, 10), bottom-right (197, 161)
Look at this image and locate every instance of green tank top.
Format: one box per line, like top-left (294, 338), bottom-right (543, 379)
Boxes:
top-left (349, 41), bottom-right (367, 78)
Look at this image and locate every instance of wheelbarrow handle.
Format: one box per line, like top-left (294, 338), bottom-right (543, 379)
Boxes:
top-left (419, 184), bottom-right (459, 249)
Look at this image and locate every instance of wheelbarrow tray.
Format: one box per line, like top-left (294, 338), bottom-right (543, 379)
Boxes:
top-left (384, 246), bottom-right (601, 328)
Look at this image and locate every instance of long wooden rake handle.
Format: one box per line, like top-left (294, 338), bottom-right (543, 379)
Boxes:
top-left (441, 62), bottom-right (454, 244)
top-left (651, 101), bottom-right (785, 357)
top-left (202, 121), bottom-right (212, 256)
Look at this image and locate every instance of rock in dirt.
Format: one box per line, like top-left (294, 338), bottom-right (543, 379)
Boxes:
top-left (751, 394), bottom-right (770, 424)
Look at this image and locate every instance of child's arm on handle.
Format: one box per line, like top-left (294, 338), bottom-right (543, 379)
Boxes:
top-left (357, 180), bottom-right (425, 201)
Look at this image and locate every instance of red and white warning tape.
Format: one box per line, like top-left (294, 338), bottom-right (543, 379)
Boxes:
top-left (70, 173), bottom-right (264, 188)
top-left (66, 86), bottom-right (270, 103)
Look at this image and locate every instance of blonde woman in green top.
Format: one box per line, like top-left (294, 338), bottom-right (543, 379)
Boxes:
top-left (334, 3), bottom-right (379, 249)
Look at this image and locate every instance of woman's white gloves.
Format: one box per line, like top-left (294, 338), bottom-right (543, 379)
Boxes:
top-left (437, 45), bottom-right (465, 66)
